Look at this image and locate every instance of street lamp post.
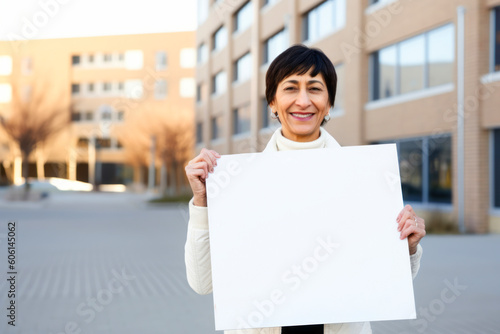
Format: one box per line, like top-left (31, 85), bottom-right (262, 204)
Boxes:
top-left (148, 135), bottom-right (156, 193)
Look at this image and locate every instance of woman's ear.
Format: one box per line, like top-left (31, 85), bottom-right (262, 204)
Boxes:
top-left (326, 104), bottom-right (332, 116)
top-left (269, 101), bottom-right (275, 112)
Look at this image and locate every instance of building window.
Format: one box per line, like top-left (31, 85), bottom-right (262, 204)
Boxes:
top-left (71, 111), bottom-right (81, 122)
top-left (302, 0), bottom-right (346, 43)
top-left (234, 1), bottom-right (253, 34)
top-left (332, 63), bottom-right (344, 115)
top-left (262, 0), bottom-right (277, 8)
top-left (197, 0), bottom-right (209, 25)
top-left (77, 138), bottom-right (88, 148)
top-left (103, 53), bottom-right (112, 63)
top-left (493, 129), bottom-right (500, 208)
top-left (212, 71), bottom-right (227, 95)
top-left (196, 122), bottom-right (203, 144)
top-left (84, 111), bottom-right (93, 121)
top-left (88, 83), bottom-right (94, 93)
top-left (156, 51), bottom-right (167, 70)
top-left (395, 135), bottom-right (452, 204)
top-left (0, 56), bottom-right (13, 75)
top-left (125, 80), bottom-right (143, 99)
top-left (213, 26), bottom-right (228, 52)
top-left (101, 111), bottom-right (112, 120)
top-left (399, 139), bottom-right (423, 202)
top-left (88, 54), bottom-right (94, 64)
top-left (0, 84), bottom-right (12, 103)
top-left (373, 45), bottom-right (396, 99)
top-left (211, 116), bottom-right (223, 140)
top-left (180, 48), bottom-right (196, 68)
top-left (196, 83), bottom-right (202, 103)
top-left (428, 136), bottom-right (452, 203)
top-left (117, 111), bottom-right (124, 121)
top-left (197, 43), bottom-right (208, 64)
top-left (261, 97), bottom-right (280, 129)
top-left (399, 35), bottom-right (425, 95)
top-left (233, 104), bottom-right (251, 135)
top-left (124, 50), bottom-right (144, 70)
top-left (367, 0), bottom-right (394, 9)
top-left (234, 52), bottom-right (252, 83)
top-left (118, 82), bottom-right (124, 91)
top-left (371, 24), bottom-right (454, 101)
top-left (71, 84), bottom-right (80, 95)
top-left (492, 6), bottom-right (500, 72)
top-left (103, 82), bottom-right (112, 92)
top-left (155, 79), bottom-right (167, 99)
top-left (97, 138), bottom-right (112, 149)
top-left (72, 55), bottom-right (80, 66)
top-left (428, 25), bottom-right (455, 87)
top-left (263, 29), bottom-right (287, 65)
top-left (180, 78), bottom-right (196, 98)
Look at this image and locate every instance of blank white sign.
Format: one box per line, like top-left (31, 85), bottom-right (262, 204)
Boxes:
top-left (206, 144), bottom-right (416, 331)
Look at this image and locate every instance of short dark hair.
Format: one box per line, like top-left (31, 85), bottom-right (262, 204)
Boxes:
top-left (265, 44), bottom-right (337, 125)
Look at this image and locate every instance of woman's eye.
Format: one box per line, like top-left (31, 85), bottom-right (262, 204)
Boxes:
top-left (284, 87), bottom-right (296, 91)
top-left (310, 87), bottom-right (322, 91)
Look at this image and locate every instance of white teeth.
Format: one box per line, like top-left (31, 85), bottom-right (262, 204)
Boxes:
top-left (291, 113), bottom-right (313, 118)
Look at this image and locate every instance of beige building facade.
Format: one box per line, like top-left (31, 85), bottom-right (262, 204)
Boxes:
top-left (0, 31), bottom-right (195, 190)
top-left (195, 0), bottom-right (500, 233)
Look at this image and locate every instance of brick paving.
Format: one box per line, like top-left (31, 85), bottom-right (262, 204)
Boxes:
top-left (0, 191), bottom-right (498, 334)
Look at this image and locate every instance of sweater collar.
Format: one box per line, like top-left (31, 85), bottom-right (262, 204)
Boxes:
top-left (264, 127), bottom-right (341, 152)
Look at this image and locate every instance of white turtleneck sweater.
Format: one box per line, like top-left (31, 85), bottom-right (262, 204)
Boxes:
top-left (184, 127), bottom-right (423, 334)
top-left (266, 126), bottom-right (341, 152)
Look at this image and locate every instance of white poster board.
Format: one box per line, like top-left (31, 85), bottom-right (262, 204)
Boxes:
top-left (206, 144), bottom-right (416, 330)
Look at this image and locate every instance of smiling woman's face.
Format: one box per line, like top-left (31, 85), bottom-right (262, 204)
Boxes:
top-left (269, 68), bottom-right (331, 142)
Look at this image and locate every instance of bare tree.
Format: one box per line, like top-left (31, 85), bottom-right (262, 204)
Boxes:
top-left (117, 110), bottom-right (154, 188)
top-left (157, 120), bottom-right (193, 196)
top-left (118, 108), bottom-right (193, 195)
top-left (0, 85), bottom-right (71, 197)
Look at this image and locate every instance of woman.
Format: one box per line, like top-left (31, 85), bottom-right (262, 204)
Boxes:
top-left (184, 45), bottom-right (426, 334)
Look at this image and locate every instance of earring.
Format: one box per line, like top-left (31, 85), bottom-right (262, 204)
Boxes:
top-left (324, 112), bottom-right (331, 122)
top-left (270, 110), bottom-right (279, 119)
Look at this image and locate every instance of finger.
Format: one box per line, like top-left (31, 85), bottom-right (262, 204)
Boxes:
top-left (187, 162), bottom-right (209, 179)
top-left (400, 217), bottom-right (426, 240)
top-left (398, 210), bottom-right (412, 231)
top-left (210, 150), bottom-right (221, 159)
top-left (191, 150), bottom-right (213, 174)
top-left (201, 149), bottom-right (217, 172)
top-left (396, 204), bottom-right (411, 222)
top-left (400, 224), bottom-right (418, 240)
top-left (405, 204), bottom-right (417, 218)
top-left (187, 168), bottom-right (208, 182)
top-left (396, 205), bottom-right (411, 223)
top-left (402, 218), bottom-right (416, 232)
top-left (189, 148), bottom-right (216, 167)
top-left (396, 209), bottom-right (404, 223)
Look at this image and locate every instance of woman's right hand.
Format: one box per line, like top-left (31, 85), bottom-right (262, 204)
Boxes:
top-left (185, 148), bottom-right (221, 207)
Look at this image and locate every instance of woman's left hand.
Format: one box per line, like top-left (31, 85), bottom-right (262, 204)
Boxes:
top-left (396, 204), bottom-right (426, 255)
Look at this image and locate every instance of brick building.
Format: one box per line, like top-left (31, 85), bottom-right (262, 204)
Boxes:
top-left (194, 0), bottom-right (500, 233)
top-left (0, 31), bottom-right (195, 191)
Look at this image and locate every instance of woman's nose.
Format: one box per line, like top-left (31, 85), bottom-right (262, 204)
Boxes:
top-left (295, 88), bottom-right (311, 108)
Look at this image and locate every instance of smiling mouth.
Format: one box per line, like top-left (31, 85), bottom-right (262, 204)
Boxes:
top-left (290, 113), bottom-right (314, 118)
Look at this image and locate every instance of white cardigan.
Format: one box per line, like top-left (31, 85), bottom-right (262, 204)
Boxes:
top-left (184, 128), bottom-right (423, 334)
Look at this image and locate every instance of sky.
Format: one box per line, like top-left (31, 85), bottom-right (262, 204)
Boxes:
top-left (0, 0), bottom-right (197, 41)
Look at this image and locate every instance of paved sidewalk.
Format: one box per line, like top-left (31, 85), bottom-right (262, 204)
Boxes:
top-left (371, 234), bottom-right (500, 334)
top-left (0, 192), bottom-right (499, 333)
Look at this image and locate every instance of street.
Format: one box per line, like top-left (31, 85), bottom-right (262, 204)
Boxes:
top-left (0, 192), bottom-right (499, 333)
